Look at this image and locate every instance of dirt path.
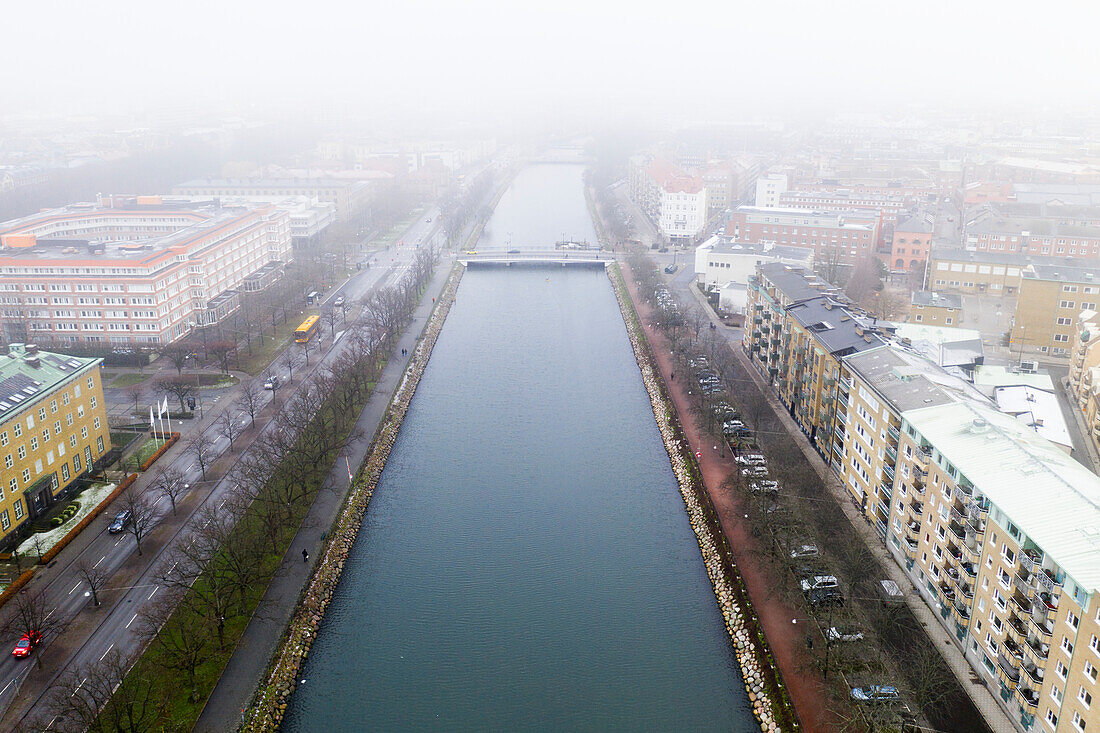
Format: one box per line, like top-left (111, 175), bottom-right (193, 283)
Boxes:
top-left (621, 262), bottom-right (830, 733)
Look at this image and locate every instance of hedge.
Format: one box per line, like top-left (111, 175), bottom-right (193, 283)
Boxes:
top-left (139, 432), bottom-right (180, 472)
top-left (0, 568), bottom-right (38, 609)
top-left (39, 473), bottom-right (137, 566)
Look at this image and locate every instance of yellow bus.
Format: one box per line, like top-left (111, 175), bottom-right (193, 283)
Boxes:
top-left (294, 315), bottom-right (321, 344)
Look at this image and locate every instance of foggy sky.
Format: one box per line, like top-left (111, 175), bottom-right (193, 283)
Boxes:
top-left (3, 0), bottom-right (1098, 123)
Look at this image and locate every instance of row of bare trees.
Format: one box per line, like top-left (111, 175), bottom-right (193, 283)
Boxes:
top-left (439, 169), bottom-right (494, 248)
top-left (23, 234), bottom-right (442, 731)
top-left (626, 248), bottom-right (963, 732)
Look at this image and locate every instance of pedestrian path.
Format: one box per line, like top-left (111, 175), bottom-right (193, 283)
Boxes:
top-left (194, 261), bottom-right (456, 733)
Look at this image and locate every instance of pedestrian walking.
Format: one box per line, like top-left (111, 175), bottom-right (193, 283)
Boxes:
top-left (302, 548), bottom-right (309, 563)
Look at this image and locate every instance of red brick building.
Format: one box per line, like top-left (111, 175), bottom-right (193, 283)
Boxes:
top-left (890, 214), bottom-right (935, 272)
top-left (724, 206), bottom-right (879, 267)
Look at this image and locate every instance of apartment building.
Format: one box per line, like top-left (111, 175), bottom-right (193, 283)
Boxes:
top-left (777, 190), bottom-right (907, 246)
top-left (725, 206), bottom-right (880, 267)
top-left (628, 157), bottom-right (708, 245)
top-left (0, 196), bottom-right (292, 346)
top-left (743, 264), bottom-right (887, 460)
top-left (754, 173), bottom-right (789, 208)
top-left (909, 291), bottom-right (962, 326)
top-left (1068, 311), bottom-right (1100, 457)
top-left (172, 178), bottom-right (372, 221)
top-left (967, 217), bottom-right (1100, 260)
top-left (0, 344), bottom-right (110, 547)
top-left (887, 402), bottom-right (1100, 733)
top-left (891, 214), bottom-right (936, 273)
top-left (1011, 264), bottom-right (1100, 360)
top-left (693, 236), bottom-right (813, 290)
top-left (834, 344), bottom-right (988, 535)
top-left (929, 249), bottom-right (1030, 294)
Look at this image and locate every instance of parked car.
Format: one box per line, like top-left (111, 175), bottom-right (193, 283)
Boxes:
top-left (664, 264), bottom-right (678, 274)
top-left (736, 453), bottom-right (766, 465)
top-left (790, 544), bottom-right (819, 559)
top-left (11, 631), bottom-right (41, 658)
top-left (741, 466), bottom-right (768, 477)
top-left (108, 510), bottom-right (132, 534)
top-left (826, 626), bottom-right (865, 643)
top-left (751, 480), bottom-right (780, 494)
top-left (850, 685), bottom-right (900, 703)
top-left (801, 575), bottom-right (839, 593)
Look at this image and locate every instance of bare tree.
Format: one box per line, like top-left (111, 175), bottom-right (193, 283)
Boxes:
top-left (74, 558), bottom-right (109, 607)
top-left (151, 465), bottom-right (187, 516)
top-left (134, 588), bottom-right (210, 703)
top-left (236, 380), bottom-right (264, 429)
top-left (41, 648), bottom-right (162, 733)
top-left (124, 384), bottom-right (145, 417)
top-left (159, 342), bottom-right (193, 376)
top-left (0, 587), bottom-right (70, 669)
top-left (323, 305), bottom-right (341, 338)
top-left (284, 351), bottom-right (302, 384)
top-left (155, 376), bottom-right (196, 413)
top-left (207, 339), bottom-right (237, 375)
top-left (118, 485), bottom-right (158, 557)
top-left (186, 432), bottom-right (215, 481)
top-left (217, 410), bottom-right (243, 452)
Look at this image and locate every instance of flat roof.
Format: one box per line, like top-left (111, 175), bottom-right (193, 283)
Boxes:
top-left (787, 297), bottom-right (887, 357)
top-left (992, 385), bottom-right (1072, 449)
top-left (699, 236), bottom-right (813, 262)
top-left (911, 291), bottom-right (962, 309)
top-left (844, 344), bottom-right (989, 413)
top-left (174, 177), bottom-right (368, 190)
top-left (0, 345), bottom-right (99, 425)
top-left (1023, 263), bottom-right (1100, 284)
top-left (757, 262), bottom-right (840, 303)
top-left (904, 401), bottom-right (1100, 593)
top-left (931, 247), bottom-right (1095, 269)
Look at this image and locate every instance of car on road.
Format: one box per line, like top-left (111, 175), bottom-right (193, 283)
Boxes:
top-left (664, 264), bottom-right (678, 274)
top-left (333, 296), bottom-right (345, 307)
top-left (789, 544), bottom-right (819, 559)
top-left (108, 510), bottom-right (132, 534)
top-left (508, 249), bottom-right (521, 254)
top-left (11, 631), bottom-right (41, 658)
top-left (465, 250), bottom-right (478, 255)
top-left (425, 217), bottom-right (432, 222)
top-left (850, 685), bottom-right (900, 703)
top-left (263, 375), bottom-right (280, 391)
top-left (826, 626), bottom-right (865, 643)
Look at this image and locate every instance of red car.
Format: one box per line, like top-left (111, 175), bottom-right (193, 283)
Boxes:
top-left (11, 631), bottom-right (41, 658)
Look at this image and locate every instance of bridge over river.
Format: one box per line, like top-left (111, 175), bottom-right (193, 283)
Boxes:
top-left (459, 250), bottom-right (612, 268)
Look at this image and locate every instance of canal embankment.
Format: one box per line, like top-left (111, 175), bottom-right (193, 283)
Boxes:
top-left (617, 258), bottom-right (830, 732)
top-left (608, 263), bottom-right (799, 733)
top-left (239, 264), bottom-right (466, 733)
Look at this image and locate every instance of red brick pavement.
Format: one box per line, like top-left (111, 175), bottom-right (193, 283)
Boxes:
top-left (621, 263), bottom-right (831, 733)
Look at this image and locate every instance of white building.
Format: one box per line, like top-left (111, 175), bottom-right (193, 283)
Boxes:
top-left (693, 235), bottom-right (814, 291)
top-left (629, 157), bottom-right (708, 245)
top-left (754, 173), bottom-right (789, 208)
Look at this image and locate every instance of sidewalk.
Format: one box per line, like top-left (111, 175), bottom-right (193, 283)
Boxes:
top-left (619, 261), bottom-right (830, 733)
top-left (194, 261), bottom-right (456, 733)
top-left (681, 280), bottom-right (1017, 733)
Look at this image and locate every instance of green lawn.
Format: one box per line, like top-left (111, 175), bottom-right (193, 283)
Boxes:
top-left (130, 437), bottom-right (168, 467)
top-left (112, 372), bottom-right (152, 388)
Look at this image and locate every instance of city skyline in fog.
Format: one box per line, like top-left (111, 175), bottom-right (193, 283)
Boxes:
top-left (3, 0), bottom-right (1098, 125)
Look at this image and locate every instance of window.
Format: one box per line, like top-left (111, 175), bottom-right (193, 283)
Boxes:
top-left (1072, 711), bottom-right (1085, 731)
top-left (80, 426), bottom-right (87, 439)
top-left (0, 511), bottom-right (8, 531)
top-left (17, 445), bottom-right (25, 460)
top-left (38, 407), bottom-right (46, 421)
top-left (30, 437), bottom-right (37, 451)
top-left (1085, 661), bottom-right (1098, 683)
top-left (41, 428), bottom-right (49, 443)
top-left (61, 463), bottom-right (69, 482)
top-left (73, 454), bottom-right (81, 472)
top-left (96, 436), bottom-right (104, 454)
top-left (53, 420), bottom-right (61, 435)
top-left (90, 396), bottom-right (97, 409)
top-left (1063, 637), bottom-right (1075, 656)
top-left (66, 413), bottom-right (73, 426)
top-left (50, 400), bottom-right (57, 413)
top-left (1080, 686), bottom-right (1092, 708)
top-left (1069, 612), bottom-right (1080, 631)
top-left (1047, 709), bottom-right (1058, 729)
top-left (1058, 661), bottom-right (1069, 680)
top-left (13, 424), bottom-right (21, 437)
top-left (0, 431), bottom-right (6, 446)
top-left (93, 417), bottom-right (100, 430)
top-left (3, 454), bottom-right (10, 469)
top-left (13, 500), bottom-right (23, 520)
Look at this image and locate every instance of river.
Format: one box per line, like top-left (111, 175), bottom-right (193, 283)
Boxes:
top-left (282, 165), bottom-right (756, 731)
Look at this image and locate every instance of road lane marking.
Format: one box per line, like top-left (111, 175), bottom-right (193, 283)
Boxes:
top-left (69, 582), bottom-right (80, 595)
top-left (126, 614), bottom-right (138, 629)
top-left (115, 537), bottom-right (124, 546)
top-left (70, 677), bottom-right (86, 697)
top-left (148, 586), bottom-right (159, 600)
top-left (92, 555), bottom-right (105, 569)
top-left (99, 644), bottom-right (114, 661)
top-left (46, 609), bottom-right (55, 620)
top-left (0, 679), bottom-right (14, 697)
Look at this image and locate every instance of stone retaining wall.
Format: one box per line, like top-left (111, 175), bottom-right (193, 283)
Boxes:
top-left (239, 264), bottom-right (465, 732)
top-left (607, 263), bottom-right (796, 733)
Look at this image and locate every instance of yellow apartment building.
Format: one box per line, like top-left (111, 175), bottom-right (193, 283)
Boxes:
top-left (1012, 265), bottom-right (1100, 360)
top-left (0, 343), bottom-right (110, 547)
top-left (889, 402), bottom-right (1100, 733)
top-left (909, 291), bottom-right (962, 326)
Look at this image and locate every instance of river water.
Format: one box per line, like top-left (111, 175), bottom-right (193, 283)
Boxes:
top-left (282, 165), bottom-right (756, 731)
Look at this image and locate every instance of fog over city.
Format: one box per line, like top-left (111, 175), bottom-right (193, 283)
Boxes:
top-left (3, 3), bottom-right (1100, 733)
top-left (3, 0), bottom-right (1098, 123)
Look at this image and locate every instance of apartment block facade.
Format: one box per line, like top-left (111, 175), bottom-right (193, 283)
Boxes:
top-left (0, 344), bottom-right (110, 547)
top-left (726, 206), bottom-right (880, 267)
top-left (0, 197), bottom-right (292, 346)
top-left (1011, 265), bottom-right (1100, 360)
top-left (966, 219), bottom-right (1100, 260)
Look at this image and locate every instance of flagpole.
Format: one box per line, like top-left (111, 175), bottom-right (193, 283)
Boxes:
top-left (164, 400), bottom-right (172, 437)
top-left (149, 406), bottom-right (157, 441)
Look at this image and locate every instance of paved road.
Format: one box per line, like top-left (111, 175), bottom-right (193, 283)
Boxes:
top-left (0, 211), bottom-right (444, 731)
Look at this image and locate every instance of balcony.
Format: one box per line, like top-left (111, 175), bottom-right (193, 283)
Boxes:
top-left (908, 500), bottom-right (923, 519)
top-left (948, 521), bottom-right (966, 542)
top-left (1006, 614), bottom-right (1026, 643)
top-left (952, 600), bottom-right (971, 622)
top-left (1025, 636), bottom-right (1049, 663)
top-left (961, 562), bottom-right (977, 578)
top-left (887, 423), bottom-right (901, 441)
top-left (1022, 660), bottom-right (1045, 687)
top-left (1018, 685), bottom-right (1041, 712)
top-left (1011, 591), bottom-right (1034, 616)
top-left (1003, 635), bottom-right (1024, 663)
top-left (884, 443), bottom-right (897, 463)
top-left (1014, 568), bottom-right (1034, 597)
top-left (837, 391), bottom-right (849, 407)
top-left (997, 653), bottom-right (1021, 684)
top-left (911, 477), bottom-right (926, 495)
top-left (904, 536), bottom-right (919, 555)
top-left (882, 463), bottom-right (896, 481)
top-left (1028, 615), bottom-right (1054, 643)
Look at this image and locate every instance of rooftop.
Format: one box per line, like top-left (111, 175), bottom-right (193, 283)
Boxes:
top-left (0, 344), bottom-right (99, 425)
top-left (968, 216), bottom-right (1100, 239)
top-left (1022, 262), bottom-right (1100, 284)
top-left (895, 214), bottom-right (935, 233)
top-left (844, 344), bottom-right (989, 413)
top-left (931, 246), bottom-right (1095, 269)
top-left (904, 401), bottom-right (1100, 593)
top-left (787, 296), bottom-right (887, 357)
top-left (992, 385), bottom-right (1072, 450)
top-left (757, 263), bottom-right (840, 303)
top-left (174, 177), bottom-right (370, 190)
top-left (911, 291), bottom-right (961, 309)
top-left (698, 235), bottom-right (814, 263)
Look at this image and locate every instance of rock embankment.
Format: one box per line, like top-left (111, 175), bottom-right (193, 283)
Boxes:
top-left (240, 265), bottom-right (465, 733)
top-left (607, 264), bottom-right (795, 733)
